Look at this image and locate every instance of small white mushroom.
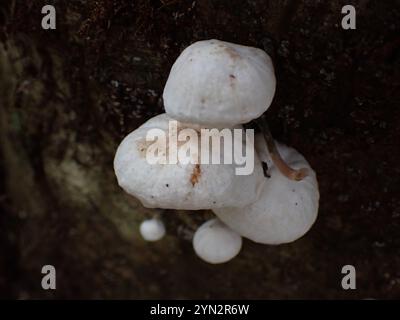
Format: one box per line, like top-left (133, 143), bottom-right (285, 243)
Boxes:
top-left (213, 135), bottom-right (319, 245)
top-left (114, 113), bottom-right (265, 210)
top-left (139, 218), bottom-right (165, 241)
top-left (139, 218), bottom-right (166, 241)
top-left (163, 39), bottom-right (276, 127)
top-left (193, 218), bottom-right (242, 264)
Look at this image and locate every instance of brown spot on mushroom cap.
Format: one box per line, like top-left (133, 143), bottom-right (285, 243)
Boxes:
top-left (190, 164), bottom-right (201, 186)
top-left (225, 47), bottom-right (241, 60)
top-left (229, 74), bottom-right (236, 79)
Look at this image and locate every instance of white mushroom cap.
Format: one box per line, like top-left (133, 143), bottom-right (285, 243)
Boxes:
top-left (163, 39), bottom-right (276, 127)
top-left (114, 113), bottom-right (265, 210)
top-left (139, 218), bottom-right (166, 241)
top-left (193, 218), bottom-right (242, 264)
top-left (213, 135), bottom-right (319, 245)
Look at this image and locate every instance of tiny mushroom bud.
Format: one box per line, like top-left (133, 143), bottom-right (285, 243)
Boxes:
top-left (140, 217), bottom-right (166, 242)
top-left (213, 134), bottom-right (319, 245)
top-left (163, 39), bottom-right (276, 127)
top-left (114, 113), bottom-right (265, 210)
top-left (193, 218), bottom-right (242, 264)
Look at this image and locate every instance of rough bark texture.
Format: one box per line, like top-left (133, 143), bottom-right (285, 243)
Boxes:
top-left (1, 0), bottom-right (400, 299)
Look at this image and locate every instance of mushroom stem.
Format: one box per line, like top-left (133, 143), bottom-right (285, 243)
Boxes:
top-left (255, 115), bottom-right (308, 181)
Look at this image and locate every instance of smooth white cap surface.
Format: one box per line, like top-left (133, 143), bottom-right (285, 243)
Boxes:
top-left (140, 218), bottom-right (166, 241)
top-left (114, 113), bottom-right (265, 210)
top-left (163, 39), bottom-right (276, 127)
top-left (193, 218), bottom-right (242, 264)
top-left (214, 135), bottom-right (319, 245)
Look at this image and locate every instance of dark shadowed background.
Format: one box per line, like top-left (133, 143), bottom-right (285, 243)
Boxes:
top-left (0, 0), bottom-right (399, 299)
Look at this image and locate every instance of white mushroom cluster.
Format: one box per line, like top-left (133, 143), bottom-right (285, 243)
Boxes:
top-left (114, 39), bottom-right (319, 263)
top-left (214, 135), bottom-right (319, 245)
top-left (193, 218), bottom-right (242, 264)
